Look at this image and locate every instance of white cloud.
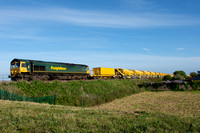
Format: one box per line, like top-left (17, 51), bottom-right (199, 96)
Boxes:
top-left (0, 7), bottom-right (199, 28)
top-left (143, 48), bottom-right (150, 51)
top-left (176, 48), bottom-right (184, 51)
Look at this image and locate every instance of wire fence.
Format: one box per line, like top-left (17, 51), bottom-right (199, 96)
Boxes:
top-left (0, 89), bottom-right (56, 105)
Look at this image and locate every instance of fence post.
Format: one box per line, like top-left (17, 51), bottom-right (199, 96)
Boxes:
top-left (0, 90), bottom-right (1, 99)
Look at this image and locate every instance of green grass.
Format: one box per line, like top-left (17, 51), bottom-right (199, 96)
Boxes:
top-left (0, 79), bottom-right (143, 106)
top-left (1, 80), bottom-right (200, 132)
top-left (0, 91), bottom-right (200, 132)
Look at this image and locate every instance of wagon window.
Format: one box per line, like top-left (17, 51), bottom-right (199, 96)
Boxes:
top-left (34, 65), bottom-right (45, 71)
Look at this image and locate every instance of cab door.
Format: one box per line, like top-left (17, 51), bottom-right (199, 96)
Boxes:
top-left (20, 62), bottom-right (28, 73)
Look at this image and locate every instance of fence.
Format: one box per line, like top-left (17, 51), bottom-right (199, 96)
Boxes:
top-left (0, 89), bottom-right (56, 105)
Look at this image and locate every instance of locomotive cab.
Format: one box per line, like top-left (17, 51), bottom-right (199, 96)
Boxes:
top-left (9, 59), bottom-right (28, 80)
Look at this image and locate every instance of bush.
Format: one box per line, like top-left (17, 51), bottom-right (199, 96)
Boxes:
top-left (163, 75), bottom-right (172, 81)
top-left (173, 71), bottom-right (187, 80)
top-left (190, 72), bottom-right (198, 78)
top-left (189, 81), bottom-right (200, 91)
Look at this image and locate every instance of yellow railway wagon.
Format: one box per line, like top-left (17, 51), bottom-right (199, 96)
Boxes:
top-left (93, 67), bottom-right (115, 78)
top-left (131, 70), bottom-right (144, 78)
top-left (142, 71), bottom-right (151, 78)
top-left (116, 68), bottom-right (134, 78)
top-left (164, 73), bottom-right (168, 76)
top-left (138, 71), bottom-right (145, 78)
top-left (159, 72), bottom-right (163, 78)
top-left (159, 73), bottom-right (164, 77)
top-left (116, 68), bottom-right (134, 76)
top-left (150, 72), bottom-right (156, 78)
top-left (155, 72), bottom-right (161, 78)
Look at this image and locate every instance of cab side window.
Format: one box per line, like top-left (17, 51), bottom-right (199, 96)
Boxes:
top-left (22, 63), bottom-right (27, 67)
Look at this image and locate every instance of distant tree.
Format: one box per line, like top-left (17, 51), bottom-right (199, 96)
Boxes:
top-left (173, 71), bottom-right (187, 80)
top-left (190, 72), bottom-right (198, 78)
top-left (163, 75), bottom-right (172, 81)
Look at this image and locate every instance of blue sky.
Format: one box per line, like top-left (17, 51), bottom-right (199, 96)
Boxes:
top-left (0, 0), bottom-right (200, 74)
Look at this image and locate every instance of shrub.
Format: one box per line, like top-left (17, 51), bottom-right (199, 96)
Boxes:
top-left (189, 81), bottom-right (200, 91)
top-left (173, 71), bottom-right (187, 80)
top-left (163, 75), bottom-right (172, 81)
top-left (166, 83), bottom-right (180, 91)
top-left (190, 72), bottom-right (198, 78)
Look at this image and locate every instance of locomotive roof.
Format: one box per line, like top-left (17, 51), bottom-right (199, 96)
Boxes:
top-left (11, 58), bottom-right (88, 67)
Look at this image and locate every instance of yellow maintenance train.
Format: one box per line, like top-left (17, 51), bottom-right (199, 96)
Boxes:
top-left (92, 67), bottom-right (173, 79)
top-left (9, 58), bottom-right (173, 81)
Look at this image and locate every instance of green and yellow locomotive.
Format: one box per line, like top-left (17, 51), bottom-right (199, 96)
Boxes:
top-left (9, 58), bottom-right (90, 81)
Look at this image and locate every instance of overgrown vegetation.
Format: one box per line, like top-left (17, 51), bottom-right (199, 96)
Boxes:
top-left (140, 81), bottom-right (200, 91)
top-left (163, 75), bottom-right (172, 81)
top-left (190, 72), bottom-right (198, 78)
top-left (0, 79), bottom-right (142, 106)
top-left (173, 70), bottom-right (187, 80)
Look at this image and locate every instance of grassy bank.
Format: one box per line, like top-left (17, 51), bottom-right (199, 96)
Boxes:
top-left (0, 79), bottom-right (142, 106)
top-left (0, 91), bottom-right (200, 132)
top-left (93, 91), bottom-right (200, 117)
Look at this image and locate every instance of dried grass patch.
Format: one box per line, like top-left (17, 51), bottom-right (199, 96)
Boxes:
top-left (93, 91), bottom-right (200, 117)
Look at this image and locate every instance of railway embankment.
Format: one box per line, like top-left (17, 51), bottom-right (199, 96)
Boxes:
top-left (1, 79), bottom-right (199, 107)
top-left (0, 79), bottom-right (143, 107)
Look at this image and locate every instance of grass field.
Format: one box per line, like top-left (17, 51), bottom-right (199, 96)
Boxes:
top-left (0, 91), bottom-right (200, 132)
top-left (93, 91), bottom-right (200, 117)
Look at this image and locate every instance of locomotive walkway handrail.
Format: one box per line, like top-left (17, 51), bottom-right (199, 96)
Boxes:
top-left (0, 89), bottom-right (56, 105)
